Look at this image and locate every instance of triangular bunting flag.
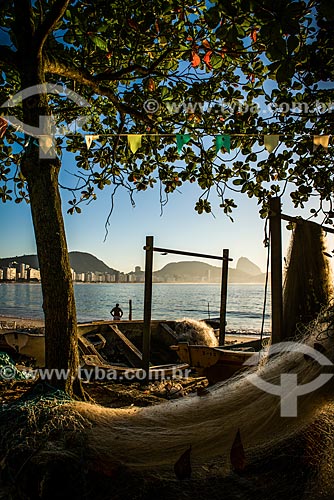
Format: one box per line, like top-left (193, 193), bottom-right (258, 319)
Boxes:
top-left (176, 134), bottom-right (191, 153)
top-left (0, 117), bottom-right (8, 139)
top-left (85, 135), bottom-right (100, 150)
top-left (215, 134), bottom-right (230, 154)
top-left (264, 135), bottom-right (279, 153)
top-left (313, 135), bottom-right (330, 151)
top-left (39, 135), bottom-right (54, 154)
top-left (127, 134), bottom-right (142, 154)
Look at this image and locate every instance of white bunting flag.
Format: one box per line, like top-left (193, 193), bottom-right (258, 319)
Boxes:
top-left (85, 135), bottom-right (100, 150)
top-left (39, 135), bottom-right (54, 155)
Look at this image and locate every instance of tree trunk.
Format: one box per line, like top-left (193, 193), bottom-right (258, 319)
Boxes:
top-left (14, 2), bottom-right (82, 397)
top-left (22, 152), bottom-right (82, 396)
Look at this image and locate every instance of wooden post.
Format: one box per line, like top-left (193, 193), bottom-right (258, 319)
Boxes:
top-left (269, 197), bottom-right (283, 343)
top-left (142, 236), bottom-right (153, 381)
top-left (129, 299), bottom-right (132, 321)
top-left (219, 249), bottom-right (229, 345)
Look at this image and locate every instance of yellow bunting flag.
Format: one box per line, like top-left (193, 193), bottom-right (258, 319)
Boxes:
top-left (313, 135), bottom-right (330, 151)
top-left (85, 135), bottom-right (99, 150)
top-left (264, 135), bottom-right (279, 153)
top-left (127, 134), bottom-right (142, 154)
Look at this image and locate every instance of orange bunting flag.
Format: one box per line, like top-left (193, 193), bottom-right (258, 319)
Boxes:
top-left (190, 51), bottom-right (200, 68)
top-left (127, 134), bottom-right (142, 154)
top-left (313, 135), bottom-right (330, 151)
top-left (0, 116), bottom-right (8, 139)
top-left (264, 135), bottom-right (279, 153)
top-left (85, 135), bottom-right (100, 150)
top-left (203, 51), bottom-right (213, 70)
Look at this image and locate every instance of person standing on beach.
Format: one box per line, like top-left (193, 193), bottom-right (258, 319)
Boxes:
top-left (110, 303), bottom-right (123, 320)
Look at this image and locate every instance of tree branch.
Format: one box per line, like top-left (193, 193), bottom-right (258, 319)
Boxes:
top-left (46, 58), bottom-right (154, 123)
top-left (0, 45), bottom-right (18, 69)
top-left (34, 0), bottom-right (70, 54)
top-left (94, 48), bottom-right (173, 81)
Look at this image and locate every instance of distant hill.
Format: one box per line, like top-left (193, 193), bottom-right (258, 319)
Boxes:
top-left (0, 251), bottom-right (117, 274)
top-left (153, 259), bottom-right (265, 283)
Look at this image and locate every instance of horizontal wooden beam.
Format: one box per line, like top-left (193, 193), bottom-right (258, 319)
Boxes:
top-left (281, 213), bottom-right (334, 235)
top-left (143, 246), bottom-right (233, 262)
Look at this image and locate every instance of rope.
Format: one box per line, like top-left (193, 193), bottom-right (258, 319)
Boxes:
top-left (260, 218), bottom-right (270, 342)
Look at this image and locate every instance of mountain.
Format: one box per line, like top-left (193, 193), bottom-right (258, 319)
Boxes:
top-left (153, 259), bottom-right (265, 283)
top-left (236, 257), bottom-right (262, 276)
top-left (0, 252), bottom-right (117, 274)
top-left (68, 252), bottom-right (117, 274)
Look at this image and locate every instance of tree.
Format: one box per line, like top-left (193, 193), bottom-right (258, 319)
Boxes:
top-left (0, 0), bottom-right (332, 395)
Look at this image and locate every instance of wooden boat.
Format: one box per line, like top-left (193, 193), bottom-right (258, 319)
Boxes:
top-left (0, 320), bottom-right (189, 379)
top-left (171, 336), bottom-right (267, 384)
top-left (0, 329), bottom-right (45, 366)
top-left (0, 319), bottom-right (268, 383)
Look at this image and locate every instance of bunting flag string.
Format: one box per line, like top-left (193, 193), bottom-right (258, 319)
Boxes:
top-left (313, 135), bottom-right (330, 151)
top-left (264, 134), bottom-right (279, 153)
top-left (127, 134), bottom-right (142, 154)
top-left (1, 124), bottom-right (332, 157)
top-left (176, 133), bottom-right (192, 153)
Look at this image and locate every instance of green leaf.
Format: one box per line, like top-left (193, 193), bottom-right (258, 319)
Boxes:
top-left (89, 34), bottom-right (108, 51)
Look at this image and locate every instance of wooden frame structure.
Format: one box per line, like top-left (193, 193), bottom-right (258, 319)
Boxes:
top-left (142, 236), bottom-right (233, 379)
top-left (269, 197), bottom-right (334, 343)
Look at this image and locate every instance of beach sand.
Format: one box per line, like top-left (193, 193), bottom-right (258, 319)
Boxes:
top-left (0, 315), bottom-right (44, 329)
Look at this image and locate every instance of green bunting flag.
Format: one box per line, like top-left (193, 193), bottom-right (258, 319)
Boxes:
top-left (176, 134), bottom-right (192, 153)
top-left (127, 134), bottom-right (142, 154)
top-left (215, 134), bottom-right (230, 154)
top-left (264, 135), bottom-right (279, 153)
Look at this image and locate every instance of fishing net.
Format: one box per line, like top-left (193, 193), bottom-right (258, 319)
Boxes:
top-left (283, 220), bottom-right (333, 339)
top-left (59, 308), bottom-right (334, 498)
top-left (0, 352), bottom-right (30, 380)
top-left (174, 318), bottom-right (218, 346)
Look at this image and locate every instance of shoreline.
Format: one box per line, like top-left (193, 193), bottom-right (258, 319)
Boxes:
top-left (0, 314), bottom-right (270, 336)
top-left (0, 281), bottom-right (266, 285)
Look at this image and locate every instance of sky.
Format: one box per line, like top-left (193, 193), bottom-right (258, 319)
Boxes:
top-left (2, 146), bottom-right (333, 274)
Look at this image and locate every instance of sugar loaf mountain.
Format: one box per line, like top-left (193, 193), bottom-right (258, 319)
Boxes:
top-left (0, 252), bottom-right (266, 284)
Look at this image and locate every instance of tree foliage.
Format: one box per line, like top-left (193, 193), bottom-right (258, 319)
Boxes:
top-left (0, 0), bottom-right (333, 225)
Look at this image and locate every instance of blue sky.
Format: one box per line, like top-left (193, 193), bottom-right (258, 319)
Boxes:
top-left (2, 146), bottom-right (331, 274)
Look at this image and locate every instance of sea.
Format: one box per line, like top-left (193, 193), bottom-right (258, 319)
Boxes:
top-left (0, 282), bottom-right (271, 333)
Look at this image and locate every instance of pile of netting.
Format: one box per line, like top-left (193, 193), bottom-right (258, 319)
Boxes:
top-left (173, 318), bottom-right (218, 346)
top-left (283, 219), bottom-right (333, 339)
top-left (2, 311), bottom-right (334, 499)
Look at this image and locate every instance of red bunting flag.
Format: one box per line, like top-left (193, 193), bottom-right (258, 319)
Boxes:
top-left (0, 117), bottom-right (8, 139)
